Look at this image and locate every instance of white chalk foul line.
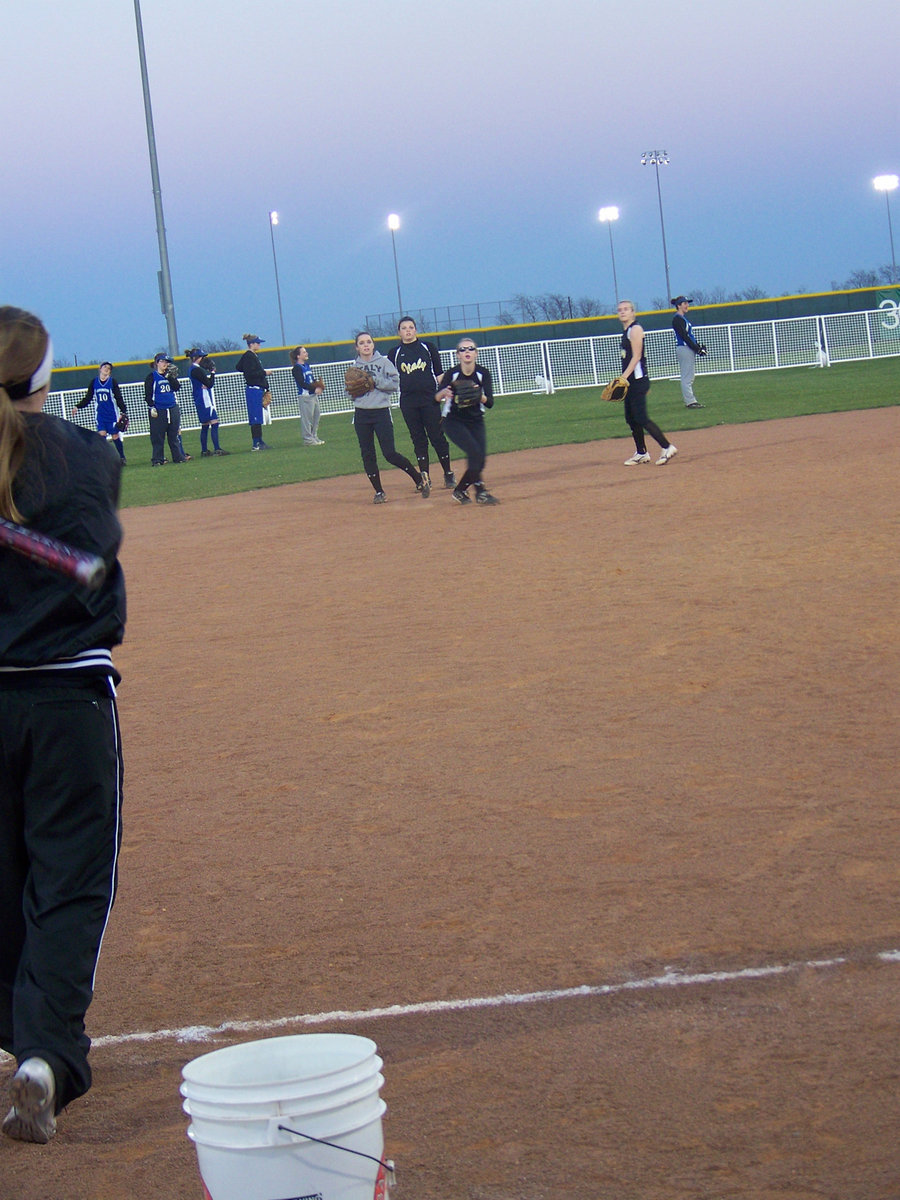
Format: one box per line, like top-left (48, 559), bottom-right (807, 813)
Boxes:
top-left (92, 947), bottom-right (900, 1051)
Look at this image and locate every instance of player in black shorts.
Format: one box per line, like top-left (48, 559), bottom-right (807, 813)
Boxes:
top-left (387, 318), bottom-right (455, 494)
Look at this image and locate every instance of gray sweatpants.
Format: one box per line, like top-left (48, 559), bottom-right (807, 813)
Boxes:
top-left (676, 344), bottom-right (698, 405)
top-left (299, 395), bottom-right (321, 443)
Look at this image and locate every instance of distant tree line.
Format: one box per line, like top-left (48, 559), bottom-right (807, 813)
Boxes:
top-left (830, 264), bottom-right (898, 289)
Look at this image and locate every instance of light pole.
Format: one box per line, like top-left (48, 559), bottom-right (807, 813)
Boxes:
top-left (387, 213), bottom-right (404, 317)
top-left (598, 206), bottom-right (620, 304)
top-left (873, 174), bottom-right (899, 283)
top-left (133, 0), bottom-right (178, 357)
top-left (641, 150), bottom-right (672, 301)
top-left (268, 210), bottom-right (286, 346)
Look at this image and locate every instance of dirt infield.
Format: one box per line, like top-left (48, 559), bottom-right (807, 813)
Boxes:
top-left (2, 409), bottom-right (898, 1199)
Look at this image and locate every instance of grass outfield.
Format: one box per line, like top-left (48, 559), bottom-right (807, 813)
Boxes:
top-left (118, 359), bottom-right (897, 508)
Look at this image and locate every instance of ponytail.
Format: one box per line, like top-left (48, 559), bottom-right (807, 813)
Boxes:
top-left (0, 386), bottom-right (27, 522)
top-left (0, 306), bottom-right (51, 522)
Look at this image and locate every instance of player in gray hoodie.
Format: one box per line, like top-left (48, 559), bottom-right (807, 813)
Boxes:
top-left (348, 331), bottom-right (425, 503)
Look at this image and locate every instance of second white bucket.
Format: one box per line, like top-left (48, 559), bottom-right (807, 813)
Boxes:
top-left (181, 1033), bottom-right (392, 1200)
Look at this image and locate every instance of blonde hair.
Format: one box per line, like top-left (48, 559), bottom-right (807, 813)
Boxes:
top-left (0, 306), bottom-right (50, 522)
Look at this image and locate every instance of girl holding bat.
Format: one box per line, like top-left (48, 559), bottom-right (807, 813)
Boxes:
top-left (0, 306), bottom-right (126, 1144)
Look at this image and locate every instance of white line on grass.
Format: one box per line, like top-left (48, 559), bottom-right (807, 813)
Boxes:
top-left (92, 947), bottom-right (900, 1050)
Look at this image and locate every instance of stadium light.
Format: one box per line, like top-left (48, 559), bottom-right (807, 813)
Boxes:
top-left (387, 213), bottom-right (404, 318)
top-left (268, 210), bottom-right (286, 346)
top-left (133, 0), bottom-right (179, 357)
top-left (641, 150), bottom-right (672, 301)
top-left (873, 174), bottom-right (899, 284)
top-left (598, 206), bottom-right (621, 304)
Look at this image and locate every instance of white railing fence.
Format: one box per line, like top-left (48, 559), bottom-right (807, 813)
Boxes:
top-left (47, 307), bottom-right (900, 437)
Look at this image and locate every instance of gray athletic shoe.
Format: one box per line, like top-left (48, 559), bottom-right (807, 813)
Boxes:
top-left (443, 471), bottom-right (456, 489)
top-left (3, 1058), bottom-right (57, 1144)
top-left (373, 491), bottom-right (387, 504)
top-left (475, 491), bottom-right (500, 505)
top-left (418, 473), bottom-right (432, 499)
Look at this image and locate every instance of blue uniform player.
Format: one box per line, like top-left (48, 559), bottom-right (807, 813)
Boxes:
top-left (74, 362), bottom-right (127, 462)
top-left (144, 353), bottom-right (187, 466)
top-left (185, 349), bottom-right (228, 456)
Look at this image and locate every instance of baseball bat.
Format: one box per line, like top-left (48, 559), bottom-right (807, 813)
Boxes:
top-left (0, 516), bottom-right (107, 590)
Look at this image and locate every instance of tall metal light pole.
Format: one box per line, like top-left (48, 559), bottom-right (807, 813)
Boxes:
top-left (641, 150), bottom-right (672, 301)
top-left (598, 206), bottom-right (620, 304)
top-left (873, 174), bottom-right (899, 283)
top-left (268, 211), bottom-right (286, 345)
top-left (133, 0), bottom-right (178, 357)
top-left (387, 213), bottom-right (404, 317)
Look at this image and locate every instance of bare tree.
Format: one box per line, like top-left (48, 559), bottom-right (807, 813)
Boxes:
top-left (830, 265), bottom-right (895, 289)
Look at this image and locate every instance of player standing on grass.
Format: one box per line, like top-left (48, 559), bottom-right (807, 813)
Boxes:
top-left (144, 353), bottom-right (188, 466)
top-left (234, 334), bottom-right (271, 451)
top-left (671, 296), bottom-right (707, 408)
top-left (289, 346), bottom-right (325, 446)
top-left (0, 306), bottom-right (126, 1144)
top-left (436, 339), bottom-right (500, 505)
top-left (74, 362), bottom-right (128, 463)
top-left (617, 300), bottom-right (677, 467)
top-left (185, 349), bottom-right (228, 456)
top-left (387, 317), bottom-right (456, 493)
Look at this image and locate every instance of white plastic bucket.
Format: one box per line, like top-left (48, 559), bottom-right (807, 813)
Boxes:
top-left (182, 1034), bottom-right (391, 1200)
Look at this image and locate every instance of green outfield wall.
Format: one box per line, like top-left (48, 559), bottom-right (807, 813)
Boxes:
top-left (49, 286), bottom-right (900, 390)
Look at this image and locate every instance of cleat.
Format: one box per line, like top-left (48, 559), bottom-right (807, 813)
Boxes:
top-left (656, 444), bottom-right (678, 465)
top-left (418, 473), bottom-right (432, 499)
top-left (201, 450), bottom-right (213, 457)
top-left (624, 451), bottom-right (651, 466)
top-left (443, 471), bottom-right (456, 489)
top-left (452, 488), bottom-right (472, 505)
top-left (685, 402), bottom-right (704, 408)
top-left (213, 449), bottom-right (229, 456)
top-left (373, 491), bottom-right (387, 504)
top-left (3, 1058), bottom-right (56, 1144)
top-left (475, 491), bottom-right (500, 505)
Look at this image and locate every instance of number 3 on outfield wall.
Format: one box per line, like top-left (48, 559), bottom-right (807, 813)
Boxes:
top-left (878, 298), bottom-right (899, 330)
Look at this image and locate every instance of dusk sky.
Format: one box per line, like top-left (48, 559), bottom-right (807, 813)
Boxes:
top-left (7, 0), bottom-right (899, 364)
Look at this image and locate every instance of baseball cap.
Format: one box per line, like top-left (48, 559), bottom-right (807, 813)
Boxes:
top-left (670, 296), bottom-right (692, 306)
top-left (185, 348), bottom-right (203, 359)
top-left (154, 353), bottom-right (173, 364)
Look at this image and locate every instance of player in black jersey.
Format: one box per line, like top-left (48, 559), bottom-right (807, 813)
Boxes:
top-left (617, 300), bottom-right (677, 466)
top-left (387, 318), bottom-right (455, 493)
top-left (0, 306), bottom-right (126, 1143)
top-left (437, 338), bottom-right (500, 505)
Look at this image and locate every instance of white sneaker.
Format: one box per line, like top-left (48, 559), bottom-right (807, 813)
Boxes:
top-left (656, 444), bottom-right (678, 465)
top-left (2, 1057), bottom-right (57, 1143)
top-left (624, 451), bottom-right (651, 466)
